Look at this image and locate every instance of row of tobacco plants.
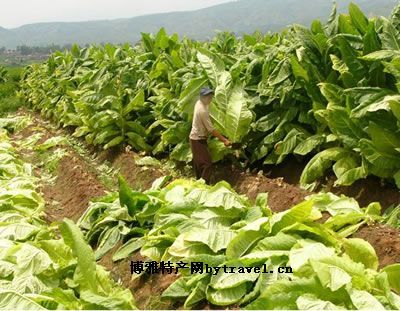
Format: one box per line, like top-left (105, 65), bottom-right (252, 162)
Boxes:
top-left (0, 120), bottom-right (136, 309)
top-left (19, 3), bottom-right (400, 189)
top-left (78, 174), bottom-right (400, 309)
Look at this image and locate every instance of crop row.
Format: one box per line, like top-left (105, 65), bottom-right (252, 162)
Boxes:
top-left (76, 174), bottom-right (400, 309)
top-left (19, 3), bottom-right (400, 189)
top-left (0, 122), bottom-right (136, 309)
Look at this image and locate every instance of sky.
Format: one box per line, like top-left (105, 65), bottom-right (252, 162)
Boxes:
top-left (0, 0), bottom-right (234, 28)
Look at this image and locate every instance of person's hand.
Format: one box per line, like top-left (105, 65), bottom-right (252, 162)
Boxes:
top-left (224, 139), bottom-right (231, 147)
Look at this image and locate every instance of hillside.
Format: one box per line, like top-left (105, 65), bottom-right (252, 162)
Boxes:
top-left (0, 0), bottom-right (398, 48)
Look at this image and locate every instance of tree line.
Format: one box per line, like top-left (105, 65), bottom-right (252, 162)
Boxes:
top-left (0, 44), bottom-right (74, 55)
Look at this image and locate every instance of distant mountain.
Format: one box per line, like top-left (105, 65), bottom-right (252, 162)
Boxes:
top-left (0, 0), bottom-right (398, 48)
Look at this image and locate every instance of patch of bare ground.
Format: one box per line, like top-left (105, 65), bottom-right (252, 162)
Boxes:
top-left (355, 224), bottom-right (400, 268)
top-left (42, 155), bottom-right (106, 222)
top-left (11, 112), bottom-right (107, 223)
top-left (264, 156), bottom-right (400, 210)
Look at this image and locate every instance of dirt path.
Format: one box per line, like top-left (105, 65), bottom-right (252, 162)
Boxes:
top-left (43, 155), bottom-right (106, 222)
top-left (12, 115), bottom-right (107, 222)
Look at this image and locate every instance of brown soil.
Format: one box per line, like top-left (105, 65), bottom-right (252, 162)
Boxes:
top-left (355, 224), bottom-right (400, 269)
top-left (265, 157), bottom-right (400, 210)
top-left (324, 176), bottom-right (400, 211)
top-left (42, 155), bottom-right (106, 222)
top-left (212, 163), bottom-right (309, 212)
top-left (11, 112), bottom-right (107, 223)
top-left (236, 174), bottom-right (307, 212)
top-left (80, 143), bottom-right (166, 191)
top-left (111, 150), bottom-right (164, 191)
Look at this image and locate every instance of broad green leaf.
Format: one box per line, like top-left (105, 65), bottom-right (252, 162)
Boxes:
top-left (294, 135), bottom-right (325, 156)
top-left (103, 136), bottom-right (124, 149)
top-left (349, 3), bottom-right (369, 35)
top-left (319, 83), bottom-right (344, 106)
top-left (113, 238), bottom-right (145, 262)
top-left (207, 283), bottom-right (247, 306)
top-left (178, 77), bottom-right (208, 115)
top-left (245, 277), bottom-right (340, 310)
top-left (210, 263), bottom-right (259, 290)
top-left (118, 175), bottom-right (149, 216)
top-left (367, 122), bottom-right (400, 154)
top-left (291, 56), bottom-right (309, 81)
top-left (0, 260), bottom-right (14, 278)
top-left (0, 223), bottom-right (39, 241)
top-left (333, 157), bottom-right (358, 180)
top-left (170, 142), bottom-right (192, 163)
top-left (334, 165), bottom-right (368, 186)
top-left (192, 207), bottom-right (238, 229)
top-left (282, 222), bottom-right (339, 247)
top-left (240, 250), bottom-right (290, 264)
top-left (162, 277), bottom-right (191, 298)
top-left (0, 290), bottom-right (46, 310)
top-left (211, 81), bottom-right (253, 143)
top-left (347, 288), bottom-right (385, 310)
top-left (309, 260), bottom-right (352, 291)
top-left (380, 18), bottom-right (400, 50)
top-left (395, 170), bottom-right (400, 188)
top-left (253, 232), bottom-right (298, 252)
top-left (126, 132), bottom-right (151, 152)
top-left (184, 277), bottom-right (208, 309)
top-left (386, 95), bottom-right (400, 121)
top-left (167, 234), bottom-right (215, 258)
top-left (15, 244), bottom-right (53, 275)
top-left (382, 264), bottom-right (400, 293)
top-left (200, 181), bottom-right (248, 210)
top-left (94, 226), bottom-right (121, 260)
top-left (361, 50), bottom-right (400, 61)
top-left (39, 239), bottom-right (73, 266)
top-left (123, 90), bottom-right (144, 116)
top-left (288, 241), bottom-right (335, 271)
top-left (296, 294), bottom-right (345, 310)
top-left (208, 139), bottom-right (232, 163)
top-left (79, 289), bottom-right (136, 310)
top-left (300, 148), bottom-right (353, 187)
top-left (134, 156), bottom-right (161, 167)
top-left (34, 136), bottom-right (68, 151)
top-left (323, 196), bottom-right (362, 216)
top-left (226, 231), bottom-right (264, 260)
top-left (197, 50), bottom-right (224, 87)
top-left (270, 200), bottom-right (320, 235)
top-left (360, 139), bottom-right (400, 170)
top-left (343, 238), bottom-right (378, 270)
top-left (179, 229), bottom-right (236, 253)
top-left (59, 219), bottom-right (98, 294)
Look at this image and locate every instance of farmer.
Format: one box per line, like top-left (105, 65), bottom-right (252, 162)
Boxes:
top-left (189, 87), bottom-right (231, 184)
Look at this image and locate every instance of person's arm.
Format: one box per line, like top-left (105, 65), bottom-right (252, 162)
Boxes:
top-left (211, 129), bottom-right (231, 147)
top-left (201, 109), bottom-right (231, 147)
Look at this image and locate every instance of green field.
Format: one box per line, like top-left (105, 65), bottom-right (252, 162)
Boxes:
top-left (2, 2), bottom-right (400, 310)
top-left (0, 65), bottom-right (23, 116)
top-left (19, 3), bottom-right (400, 190)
